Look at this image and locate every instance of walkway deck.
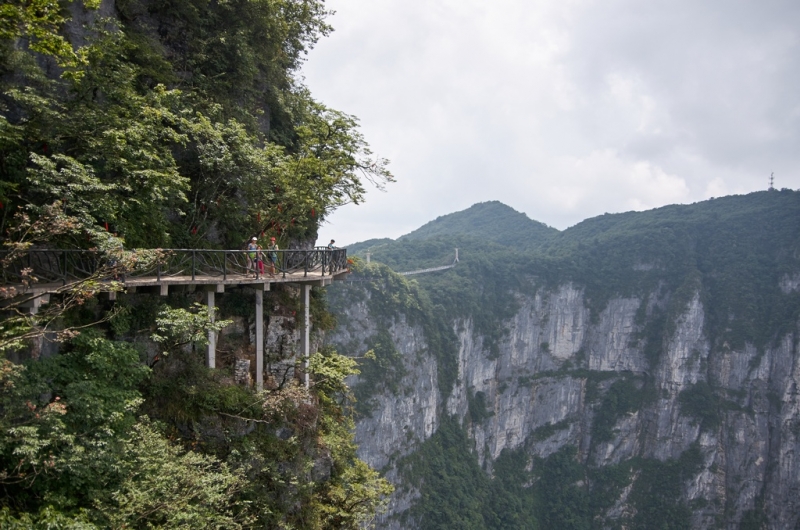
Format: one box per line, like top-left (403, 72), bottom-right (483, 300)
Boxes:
top-left (2, 248), bottom-right (349, 390)
top-left (2, 247), bottom-right (349, 297)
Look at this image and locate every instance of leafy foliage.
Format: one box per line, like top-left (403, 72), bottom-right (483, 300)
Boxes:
top-left (0, 334), bottom-right (251, 527)
top-left (533, 446), bottom-right (590, 529)
top-left (0, 316), bottom-right (392, 527)
top-left (150, 302), bottom-right (233, 356)
top-left (1, 0), bottom-right (394, 526)
top-left (467, 389), bottom-right (493, 425)
top-left (309, 349), bottom-right (394, 528)
top-left (677, 381), bottom-right (745, 431)
top-left (627, 444), bottom-right (704, 529)
top-left (0, 0), bottom-right (84, 66)
top-left (93, 419), bottom-right (250, 529)
top-left (399, 416), bottom-right (494, 529)
top-left (1, 0), bottom-right (392, 253)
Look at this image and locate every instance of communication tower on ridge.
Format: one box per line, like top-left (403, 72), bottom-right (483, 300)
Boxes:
top-left (769, 172), bottom-right (775, 190)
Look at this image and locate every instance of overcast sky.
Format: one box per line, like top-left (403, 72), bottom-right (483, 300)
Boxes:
top-left (302, 0), bottom-right (800, 246)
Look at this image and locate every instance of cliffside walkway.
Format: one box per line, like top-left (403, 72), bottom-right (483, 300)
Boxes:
top-left (2, 247), bottom-right (350, 390)
top-left (1, 247), bottom-right (349, 298)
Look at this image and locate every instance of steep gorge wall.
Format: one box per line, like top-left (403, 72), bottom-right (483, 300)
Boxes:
top-left (327, 279), bottom-right (800, 528)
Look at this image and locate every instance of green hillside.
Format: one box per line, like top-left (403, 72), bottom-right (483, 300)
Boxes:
top-left (546, 190), bottom-right (800, 349)
top-left (399, 201), bottom-right (558, 249)
top-left (345, 238), bottom-right (395, 255)
top-left (350, 189), bottom-right (800, 356)
top-left (344, 202), bottom-right (556, 271)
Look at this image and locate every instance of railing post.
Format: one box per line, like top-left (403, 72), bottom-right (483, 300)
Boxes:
top-left (191, 250), bottom-right (196, 281)
top-left (304, 250), bottom-right (308, 277)
top-left (223, 251), bottom-right (227, 280)
top-left (157, 262), bottom-right (161, 282)
top-left (322, 250), bottom-right (326, 275)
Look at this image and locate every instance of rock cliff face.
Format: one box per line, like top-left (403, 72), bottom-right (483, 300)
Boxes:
top-left (326, 277), bottom-right (800, 528)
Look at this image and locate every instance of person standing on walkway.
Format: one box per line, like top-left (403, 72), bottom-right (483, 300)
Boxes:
top-left (247, 237), bottom-right (258, 277)
top-left (256, 243), bottom-right (264, 277)
top-left (326, 239), bottom-right (336, 250)
top-left (267, 237), bottom-right (279, 276)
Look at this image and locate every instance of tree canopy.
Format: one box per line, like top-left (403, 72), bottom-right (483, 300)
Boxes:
top-left (1, 1), bottom-right (394, 526)
top-left (1, 0), bottom-right (392, 251)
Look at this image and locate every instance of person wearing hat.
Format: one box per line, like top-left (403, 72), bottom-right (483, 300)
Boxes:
top-left (326, 239), bottom-right (336, 250)
top-left (247, 237), bottom-right (258, 277)
top-left (267, 236), bottom-right (279, 276)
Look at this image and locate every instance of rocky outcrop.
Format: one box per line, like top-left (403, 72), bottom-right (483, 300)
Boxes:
top-left (326, 279), bottom-right (800, 528)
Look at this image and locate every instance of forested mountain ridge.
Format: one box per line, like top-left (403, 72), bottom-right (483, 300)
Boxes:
top-left (1, 0), bottom-right (394, 527)
top-left (399, 201), bottom-right (558, 249)
top-left (327, 189), bottom-right (800, 529)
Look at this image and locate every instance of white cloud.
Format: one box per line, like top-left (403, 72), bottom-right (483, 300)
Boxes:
top-left (304, 0), bottom-right (800, 245)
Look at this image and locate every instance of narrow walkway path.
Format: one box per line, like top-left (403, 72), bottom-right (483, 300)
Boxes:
top-left (2, 247), bottom-right (350, 392)
top-left (2, 248), bottom-right (349, 297)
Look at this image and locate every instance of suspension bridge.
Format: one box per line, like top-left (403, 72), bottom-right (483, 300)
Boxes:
top-left (351, 248), bottom-right (459, 279)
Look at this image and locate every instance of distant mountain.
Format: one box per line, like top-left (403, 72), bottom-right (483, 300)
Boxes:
top-left (398, 201), bottom-right (558, 249)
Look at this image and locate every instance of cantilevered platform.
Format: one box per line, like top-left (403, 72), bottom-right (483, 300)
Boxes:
top-left (2, 247), bottom-right (348, 294)
top-left (123, 269), bottom-right (348, 293)
top-left (2, 248), bottom-right (350, 390)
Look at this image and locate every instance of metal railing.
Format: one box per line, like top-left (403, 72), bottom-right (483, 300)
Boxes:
top-left (1, 248), bottom-right (348, 286)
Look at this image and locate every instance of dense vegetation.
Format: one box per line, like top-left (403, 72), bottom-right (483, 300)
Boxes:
top-left (353, 191), bottom-right (800, 357)
top-left (1, 0), bottom-right (391, 250)
top-left (396, 417), bottom-right (703, 530)
top-left (399, 201), bottom-right (557, 249)
top-left (1, 0), bottom-right (394, 527)
top-left (0, 322), bottom-right (392, 528)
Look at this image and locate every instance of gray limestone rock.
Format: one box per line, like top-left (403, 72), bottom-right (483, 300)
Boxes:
top-left (326, 280), bottom-right (800, 528)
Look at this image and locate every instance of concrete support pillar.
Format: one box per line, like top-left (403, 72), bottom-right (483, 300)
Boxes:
top-left (206, 290), bottom-right (216, 369)
top-left (22, 293), bottom-right (49, 315)
top-left (255, 289), bottom-right (263, 391)
top-left (28, 296), bottom-right (42, 315)
top-left (301, 284), bottom-right (311, 389)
